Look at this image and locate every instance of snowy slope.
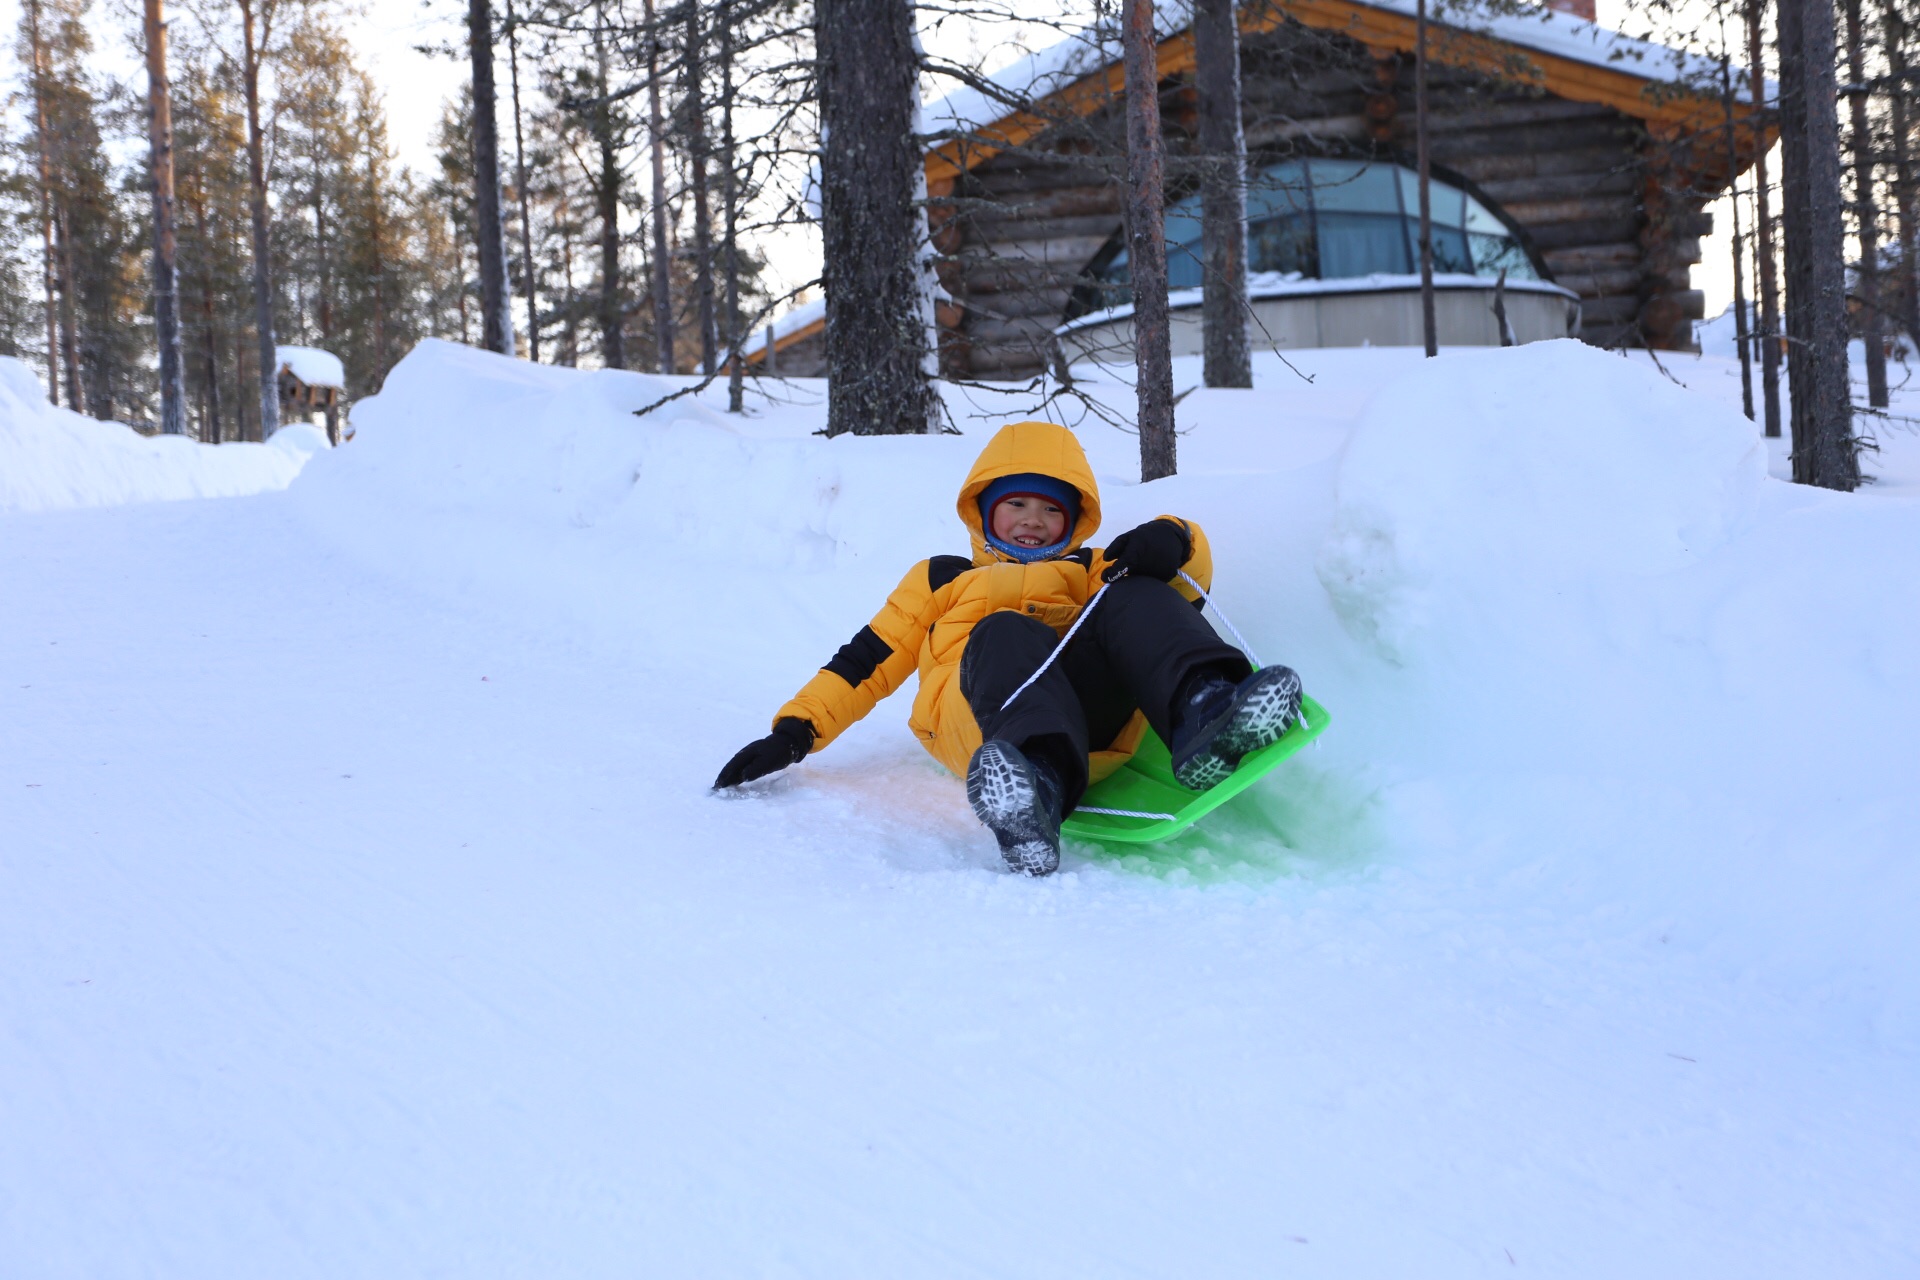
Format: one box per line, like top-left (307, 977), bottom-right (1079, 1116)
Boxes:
top-left (4, 337), bottom-right (1917, 1276)
top-left (0, 356), bottom-right (322, 513)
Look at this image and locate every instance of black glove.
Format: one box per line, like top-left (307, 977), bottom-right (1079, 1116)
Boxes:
top-left (713, 717), bottom-right (815, 789)
top-left (1101, 518), bottom-right (1191, 582)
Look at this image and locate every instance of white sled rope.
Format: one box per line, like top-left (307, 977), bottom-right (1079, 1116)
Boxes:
top-left (996, 569), bottom-right (1298, 822)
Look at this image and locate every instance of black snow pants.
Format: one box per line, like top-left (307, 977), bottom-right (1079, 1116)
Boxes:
top-left (957, 575), bottom-right (1251, 810)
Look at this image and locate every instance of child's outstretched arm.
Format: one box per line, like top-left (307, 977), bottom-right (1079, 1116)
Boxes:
top-left (712, 559), bottom-right (943, 788)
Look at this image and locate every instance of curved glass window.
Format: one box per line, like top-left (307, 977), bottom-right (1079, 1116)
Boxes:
top-left (1093, 157), bottom-right (1540, 295)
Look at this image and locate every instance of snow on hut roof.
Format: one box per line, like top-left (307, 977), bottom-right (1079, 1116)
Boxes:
top-left (922, 0), bottom-right (1761, 143)
top-left (277, 346), bottom-right (346, 389)
top-left (735, 299), bottom-right (827, 360)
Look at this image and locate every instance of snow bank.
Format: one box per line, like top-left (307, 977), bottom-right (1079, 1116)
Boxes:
top-left (0, 357), bottom-right (317, 513)
top-left (291, 340), bottom-right (989, 662)
top-left (293, 338), bottom-right (1920, 1011)
top-left (295, 339), bottom-right (1920, 959)
top-left (16, 336), bottom-right (1913, 1271)
top-left (1318, 339), bottom-right (1766, 663)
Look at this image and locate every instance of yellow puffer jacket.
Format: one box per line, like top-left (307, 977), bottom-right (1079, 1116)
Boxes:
top-left (775, 421), bottom-right (1213, 783)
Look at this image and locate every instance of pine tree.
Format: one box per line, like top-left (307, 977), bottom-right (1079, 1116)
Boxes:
top-left (468, 0), bottom-right (515, 356)
top-left (144, 0), bottom-right (188, 435)
top-left (20, 0), bottom-right (149, 423)
top-left (171, 48), bottom-right (255, 440)
top-left (816, 0), bottom-right (936, 435)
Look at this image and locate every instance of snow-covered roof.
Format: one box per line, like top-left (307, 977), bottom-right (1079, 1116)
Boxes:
top-left (924, 0), bottom-right (1761, 142)
top-left (1055, 271), bottom-right (1581, 335)
top-left (277, 346), bottom-right (346, 389)
top-left (735, 299), bottom-right (827, 359)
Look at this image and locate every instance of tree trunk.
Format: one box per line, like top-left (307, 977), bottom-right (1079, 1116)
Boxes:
top-left (190, 187), bottom-right (222, 443)
top-left (367, 128), bottom-right (389, 373)
top-left (458, 239), bottom-right (472, 343)
top-left (1885, 0), bottom-right (1920, 353)
top-left (506, 0), bottom-right (538, 361)
top-left (815, 0), bottom-right (935, 436)
top-left (1193, 0), bottom-right (1250, 389)
top-left (54, 210), bottom-right (83, 415)
top-left (593, 2), bottom-right (624, 369)
top-left (468, 0), bottom-right (515, 356)
top-left (144, 0), bottom-right (187, 435)
top-left (240, 0), bottom-right (279, 439)
top-left (1124, 0), bottom-right (1176, 478)
top-left (1722, 48), bottom-right (1755, 421)
top-left (25, 0), bottom-right (61, 407)
top-left (686, 1), bottom-right (718, 377)
top-left (202, 301), bottom-right (222, 444)
top-left (315, 178), bottom-right (333, 342)
top-left (1776, 0), bottom-right (1859, 489)
top-left (644, 0), bottom-right (674, 374)
top-left (1845, 0), bottom-right (1887, 406)
top-left (1751, 0), bottom-right (1784, 438)
top-left (719, 0), bottom-right (744, 413)
top-left (1416, 0), bottom-right (1438, 357)
top-left (562, 212), bottom-right (580, 366)
top-left (1492, 268), bottom-right (1515, 344)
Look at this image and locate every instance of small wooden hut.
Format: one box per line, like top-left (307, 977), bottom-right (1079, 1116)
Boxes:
top-left (276, 346), bottom-right (347, 445)
top-left (747, 0), bottom-right (1769, 379)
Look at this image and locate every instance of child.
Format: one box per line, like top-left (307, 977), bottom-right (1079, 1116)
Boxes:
top-left (714, 420), bottom-right (1302, 875)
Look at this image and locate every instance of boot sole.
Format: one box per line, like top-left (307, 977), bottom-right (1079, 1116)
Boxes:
top-left (966, 740), bottom-right (1061, 876)
top-left (1173, 667), bottom-right (1303, 791)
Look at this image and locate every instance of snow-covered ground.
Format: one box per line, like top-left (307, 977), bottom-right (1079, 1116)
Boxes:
top-left (0, 357), bottom-right (325, 513)
top-left (4, 337), bottom-right (1916, 1276)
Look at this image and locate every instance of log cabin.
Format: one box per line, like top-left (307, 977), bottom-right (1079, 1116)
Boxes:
top-left (276, 345), bottom-right (347, 446)
top-left (749, 0), bottom-right (1769, 379)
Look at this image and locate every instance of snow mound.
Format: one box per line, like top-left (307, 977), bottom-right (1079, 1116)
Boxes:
top-left (1317, 340), bottom-right (1765, 663)
top-left (291, 340), bottom-right (980, 654)
top-left (0, 356), bottom-right (314, 514)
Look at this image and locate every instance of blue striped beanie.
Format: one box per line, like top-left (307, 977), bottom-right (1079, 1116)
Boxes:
top-left (979, 472), bottom-right (1081, 562)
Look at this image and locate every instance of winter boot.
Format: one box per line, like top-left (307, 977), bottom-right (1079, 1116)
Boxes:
top-left (966, 739), bottom-right (1064, 876)
top-left (1169, 665), bottom-right (1304, 791)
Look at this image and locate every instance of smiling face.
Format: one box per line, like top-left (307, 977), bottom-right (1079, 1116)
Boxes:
top-left (991, 494), bottom-right (1070, 550)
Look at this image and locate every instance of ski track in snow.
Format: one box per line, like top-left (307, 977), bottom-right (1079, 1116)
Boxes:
top-left (4, 344), bottom-right (1919, 1276)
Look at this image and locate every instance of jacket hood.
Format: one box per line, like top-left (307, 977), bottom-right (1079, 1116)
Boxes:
top-left (957, 421), bottom-right (1102, 565)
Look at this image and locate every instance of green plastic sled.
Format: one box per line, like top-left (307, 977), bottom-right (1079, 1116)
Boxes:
top-left (1060, 694), bottom-right (1330, 845)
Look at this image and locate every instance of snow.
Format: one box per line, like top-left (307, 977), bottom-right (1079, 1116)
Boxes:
top-left (0, 356), bottom-right (320, 513)
top-left (275, 344), bottom-right (345, 389)
top-left (731, 297), bottom-right (826, 358)
top-left (1056, 270), bottom-right (1581, 334)
top-left (1320, 341), bottom-right (1766, 660)
top-left (5, 335), bottom-right (1918, 1275)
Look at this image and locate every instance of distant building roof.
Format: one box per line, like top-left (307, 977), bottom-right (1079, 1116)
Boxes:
top-left (276, 346), bottom-right (345, 389)
top-left (922, 0), bottom-right (1768, 194)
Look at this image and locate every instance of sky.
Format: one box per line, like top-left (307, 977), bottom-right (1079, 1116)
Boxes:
top-left (349, 1), bottom-right (470, 172)
top-left (0, 0), bottom-right (465, 172)
top-left (0, 0), bottom-right (1756, 327)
